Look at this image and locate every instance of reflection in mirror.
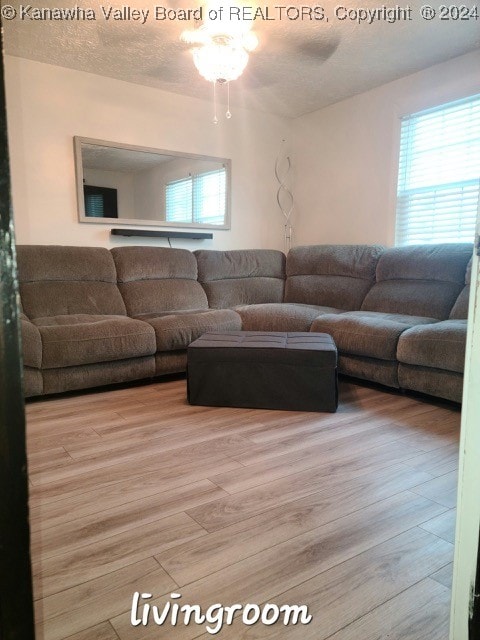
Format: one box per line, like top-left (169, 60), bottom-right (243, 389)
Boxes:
top-left (74, 137), bottom-right (231, 229)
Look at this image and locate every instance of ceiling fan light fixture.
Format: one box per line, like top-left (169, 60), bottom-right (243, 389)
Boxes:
top-left (181, 5), bottom-right (258, 123)
top-left (242, 31), bottom-right (259, 53)
top-left (192, 38), bottom-right (249, 83)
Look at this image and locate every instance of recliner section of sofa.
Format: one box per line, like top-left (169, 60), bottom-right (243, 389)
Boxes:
top-left (17, 245), bottom-right (158, 396)
top-left (396, 257), bottom-right (472, 402)
top-left (111, 246), bottom-right (242, 375)
top-left (312, 311), bottom-right (440, 389)
top-left (311, 244), bottom-right (472, 395)
top-left (18, 242), bottom-right (473, 403)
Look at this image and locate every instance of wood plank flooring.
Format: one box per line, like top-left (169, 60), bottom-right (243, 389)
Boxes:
top-left (26, 378), bottom-right (460, 640)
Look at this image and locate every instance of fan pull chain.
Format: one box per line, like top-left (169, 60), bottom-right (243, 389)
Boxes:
top-left (213, 81), bottom-right (218, 125)
top-left (226, 82), bottom-right (232, 119)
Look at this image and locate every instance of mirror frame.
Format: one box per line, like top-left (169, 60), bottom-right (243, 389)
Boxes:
top-left (74, 136), bottom-right (232, 230)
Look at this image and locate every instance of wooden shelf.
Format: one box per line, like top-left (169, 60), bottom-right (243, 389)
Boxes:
top-left (111, 229), bottom-right (213, 240)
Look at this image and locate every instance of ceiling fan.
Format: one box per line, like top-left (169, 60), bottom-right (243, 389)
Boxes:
top-left (179, 0), bottom-right (339, 121)
top-left (179, 0), bottom-right (260, 121)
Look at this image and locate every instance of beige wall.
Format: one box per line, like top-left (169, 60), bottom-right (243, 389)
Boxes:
top-left (5, 51), bottom-right (480, 252)
top-left (5, 56), bottom-right (291, 251)
top-left (292, 50), bottom-right (480, 247)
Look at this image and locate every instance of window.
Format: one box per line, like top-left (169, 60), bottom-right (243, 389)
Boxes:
top-left (165, 168), bottom-right (226, 226)
top-left (395, 94), bottom-right (480, 245)
top-left (83, 185), bottom-right (118, 218)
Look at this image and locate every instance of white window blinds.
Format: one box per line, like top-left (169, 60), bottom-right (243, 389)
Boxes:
top-left (166, 168), bottom-right (226, 225)
top-left (165, 177), bottom-right (192, 223)
top-left (395, 94), bottom-right (480, 246)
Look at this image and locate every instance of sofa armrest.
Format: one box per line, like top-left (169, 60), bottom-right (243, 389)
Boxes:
top-left (20, 315), bottom-right (42, 369)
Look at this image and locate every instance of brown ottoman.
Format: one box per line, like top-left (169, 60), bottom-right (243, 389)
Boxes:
top-left (187, 331), bottom-right (338, 412)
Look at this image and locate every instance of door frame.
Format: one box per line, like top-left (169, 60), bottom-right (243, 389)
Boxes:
top-left (0, 19), bottom-right (36, 640)
top-left (450, 210), bottom-right (480, 639)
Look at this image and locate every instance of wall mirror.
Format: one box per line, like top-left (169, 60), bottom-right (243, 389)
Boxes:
top-left (74, 137), bottom-right (231, 229)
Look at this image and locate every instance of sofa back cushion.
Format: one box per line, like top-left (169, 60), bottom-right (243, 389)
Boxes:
top-left (17, 245), bottom-right (126, 319)
top-left (361, 243), bottom-right (473, 319)
top-left (195, 249), bottom-right (285, 308)
top-left (449, 256), bottom-right (472, 319)
top-left (285, 245), bottom-right (384, 310)
top-left (112, 246), bottom-right (208, 316)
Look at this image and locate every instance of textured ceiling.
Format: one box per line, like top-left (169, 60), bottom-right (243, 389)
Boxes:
top-left (82, 144), bottom-right (174, 172)
top-left (4, 0), bottom-right (480, 117)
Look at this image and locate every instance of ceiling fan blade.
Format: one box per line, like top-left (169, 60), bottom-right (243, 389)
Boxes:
top-left (294, 35), bottom-right (341, 62)
top-left (266, 27), bottom-right (340, 62)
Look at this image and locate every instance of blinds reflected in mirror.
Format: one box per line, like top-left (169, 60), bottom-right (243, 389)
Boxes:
top-left (165, 176), bottom-right (192, 223)
top-left (166, 168), bottom-right (226, 226)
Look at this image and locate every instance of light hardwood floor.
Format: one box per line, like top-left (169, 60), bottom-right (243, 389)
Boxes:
top-left (26, 378), bottom-right (460, 640)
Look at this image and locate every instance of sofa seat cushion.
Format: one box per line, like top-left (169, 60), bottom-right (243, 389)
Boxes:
top-left (139, 309), bottom-right (242, 351)
top-left (235, 303), bottom-right (343, 332)
top-left (311, 311), bottom-right (438, 361)
top-left (33, 315), bottom-right (156, 369)
top-left (397, 319), bottom-right (467, 374)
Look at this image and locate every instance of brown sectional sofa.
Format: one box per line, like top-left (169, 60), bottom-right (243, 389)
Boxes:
top-left (17, 242), bottom-right (472, 403)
